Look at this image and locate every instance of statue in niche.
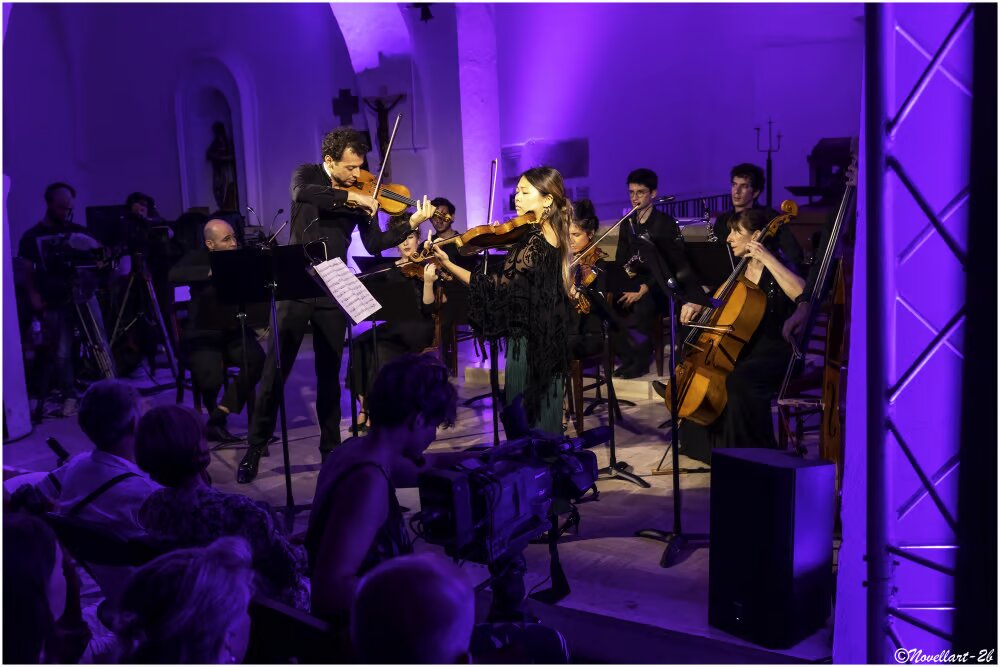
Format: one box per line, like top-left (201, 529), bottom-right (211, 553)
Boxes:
top-left (206, 121), bottom-right (239, 211)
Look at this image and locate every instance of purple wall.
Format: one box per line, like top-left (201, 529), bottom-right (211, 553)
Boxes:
top-left (3, 3), bottom-right (357, 244)
top-left (493, 3), bottom-right (864, 218)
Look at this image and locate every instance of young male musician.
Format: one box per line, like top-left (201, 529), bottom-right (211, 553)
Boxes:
top-left (237, 127), bottom-right (434, 483)
top-left (612, 168), bottom-right (688, 379)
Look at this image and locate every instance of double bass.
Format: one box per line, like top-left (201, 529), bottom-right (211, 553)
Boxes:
top-left (660, 200), bottom-right (799, 425)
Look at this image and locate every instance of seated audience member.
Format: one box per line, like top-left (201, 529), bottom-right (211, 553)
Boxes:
top-left (351, 554), bottom-right (475, 664)
top-left (306, 353), bottom-right (458, 624)
top-left (115, 537), bottom-right (255, 664)
top-left (3, 512), bottom-right (89, 664)
top-left (33, 379), bottom-right (159, 538)
top-left (135, 404), bottom-right (309, 609)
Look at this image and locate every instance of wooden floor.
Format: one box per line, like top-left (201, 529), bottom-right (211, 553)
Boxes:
top-left (3, 336), bottom-right (835, 663)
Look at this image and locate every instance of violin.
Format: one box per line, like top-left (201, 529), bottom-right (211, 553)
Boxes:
top-left (397, 253), bottom-right (453, 281)
top-left (416, 210), bottom-right (539, 259)
top-left (572, 246), bottom-right (607, 314)
top-left (341, 169), bottom-right (422, 216)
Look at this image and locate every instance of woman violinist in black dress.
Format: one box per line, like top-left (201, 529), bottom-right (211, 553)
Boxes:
top-left (349, 214), bottom-right (441, 430)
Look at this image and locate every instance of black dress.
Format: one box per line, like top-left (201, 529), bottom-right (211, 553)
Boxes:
top-left (680, 267), bottom-right (795, 463)
top-left (569, 257), bottom-right (609, 360)
top-left (348, 268), bottom-right (435, 398)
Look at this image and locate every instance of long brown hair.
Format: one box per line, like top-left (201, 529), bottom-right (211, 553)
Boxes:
top-left (520, 166), bottom-right (574, 296)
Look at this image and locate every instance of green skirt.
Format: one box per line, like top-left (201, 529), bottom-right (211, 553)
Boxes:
top-left (503, 337), bottom-right (564, 435)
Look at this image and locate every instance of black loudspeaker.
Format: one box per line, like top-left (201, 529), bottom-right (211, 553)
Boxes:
top-left (708, 448), bottom-right (835, 649)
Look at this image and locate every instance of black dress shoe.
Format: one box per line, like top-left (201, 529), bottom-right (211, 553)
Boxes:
top-left (237, 447), bottom-right (265, 484)
top-left (651, 380), bottom-right (667, 400)
top-left (205, 422), bottom-right (242, 444)
top-left (619, 364), bottom-right (647, 379)
top-left (613, 364), bottom-right (632, 378)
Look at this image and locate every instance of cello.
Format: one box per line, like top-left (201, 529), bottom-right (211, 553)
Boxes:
top-left (660, 200), bottom-right (800, 425)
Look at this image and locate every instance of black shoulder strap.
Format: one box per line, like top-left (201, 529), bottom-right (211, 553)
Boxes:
top-left (67, 472), bottom-right (140, 517)
top-left (46, 472), bottom-right (62, 493)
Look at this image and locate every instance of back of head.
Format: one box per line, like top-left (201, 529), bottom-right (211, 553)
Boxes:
top-left (117, 537), bottom-right (254, 664)
top-left (78, 380), bottom-right (140, 453)
top-left (135, 404), bottom-right (209, 487)
top-left (3, 513), bottom-right (60, 664)
top-left (351, 553), bottom-right (475, 663)
top-left (366, 353), bottom-right (457, 430)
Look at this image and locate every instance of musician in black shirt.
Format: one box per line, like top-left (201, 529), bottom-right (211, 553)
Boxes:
top-left (612, 169), bottom-right (688, 379)
top-left (238, 127), bottom-right (434, 483)
top-left (169, 219), bottom-right (265, 443)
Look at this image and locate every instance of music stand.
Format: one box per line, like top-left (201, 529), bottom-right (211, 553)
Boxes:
top-left (212, 245), bottom-right (325, 531)
top-left (683, 241), bottom-right (736, 289)
top-left (630, 229), bottom-right (717, 568)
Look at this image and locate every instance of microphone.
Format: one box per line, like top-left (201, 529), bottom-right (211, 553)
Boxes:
top-left (270, 208), bottom-right (284, 231)
top-left (652, 195), bottom-right (676, 204)
top-left (46, 436), bottom-right (70, 466)
top-left (246, 205), bottom-right (263, 227)
top-left (302, 217), bottom-right (321, 236)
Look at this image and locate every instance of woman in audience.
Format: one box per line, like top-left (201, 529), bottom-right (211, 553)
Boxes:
top-left (135, 404), bottom-right (309, 609)
top-left (2, 512), bottom-right (89, 664)
top-left (306, 353), bottom-right (457, 625)
top-left (116, 537), bottom-right (254, 664)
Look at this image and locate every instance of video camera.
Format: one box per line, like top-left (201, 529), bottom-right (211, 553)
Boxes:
top-left (414, 426), bottom-right (609, 565)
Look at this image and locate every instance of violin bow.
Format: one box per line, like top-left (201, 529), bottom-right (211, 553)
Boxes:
top-left (481, 158), bottom-right (499, 275)
top-left (569, 203), bottom-right (641, 268)
top-left (368, 113), bottom-right (403, 221)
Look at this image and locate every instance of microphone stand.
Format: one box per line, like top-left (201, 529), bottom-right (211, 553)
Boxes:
top-left (631, 227), bottom-right (715, 568)
top-left (484, 159), bottom-right (502, 448)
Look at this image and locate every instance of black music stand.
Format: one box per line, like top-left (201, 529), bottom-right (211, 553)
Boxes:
top-left (576, 279), bottom-right (649, 489)
top-left (630, 230), bottom-right (718, 568)
top-left (212, 245), bottom-right (325, 531)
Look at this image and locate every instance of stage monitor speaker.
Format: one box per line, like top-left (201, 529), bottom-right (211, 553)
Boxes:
top-left (708, 448), bottom-right (835, 649)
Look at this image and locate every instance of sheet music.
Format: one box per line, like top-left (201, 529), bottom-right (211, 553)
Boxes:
top-left (313, 258), bottom-right (381, 324)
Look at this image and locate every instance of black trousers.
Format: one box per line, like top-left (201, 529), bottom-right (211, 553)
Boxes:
top-left (248, 299), bottom-right (347, 453)
top-left (186, 332), bottom-right (265, 414)
top-left (610, 288), bottom-right (662, 370)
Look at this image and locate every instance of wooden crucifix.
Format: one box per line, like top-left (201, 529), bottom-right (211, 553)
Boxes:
top-left (364, 92), bottom-right (406, 182)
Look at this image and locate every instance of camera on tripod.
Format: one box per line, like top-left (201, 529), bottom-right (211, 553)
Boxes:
top-left (413, 427), bottom-right (608, 565)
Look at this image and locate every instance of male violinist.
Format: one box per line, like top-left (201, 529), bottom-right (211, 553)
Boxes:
top-left (612, 168), bottom-right (689, 379)
top-left (238, 127), bottom-right (434, 483)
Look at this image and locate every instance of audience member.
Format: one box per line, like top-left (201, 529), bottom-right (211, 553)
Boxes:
top-left (351, 553), bottom-right (475, 664)
top-left (3, 512), bottom-right (89, 664)
top-left (136, 404), bottom-right (309, 609)
top-left (115, 537), bottom-right (255, 664)
top-left (306, 353), bottom-right (457, 623)
top-left (33, 379), bottom-right (159, 538)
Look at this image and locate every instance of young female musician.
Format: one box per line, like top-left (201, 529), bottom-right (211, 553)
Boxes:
top-left (568, 200), bottom-right (608, 360)
top-left (349, 215), bottom-right (440, 430)
top-left (432, 167), bottom-right (573, 435)
top-left (668, 207), bottom-right (804, 460)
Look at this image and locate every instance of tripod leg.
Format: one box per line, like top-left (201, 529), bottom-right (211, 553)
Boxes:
top-left (142, 273), bottom-right (178, 379)
top-left (110, 274), bottom-right (136, 345)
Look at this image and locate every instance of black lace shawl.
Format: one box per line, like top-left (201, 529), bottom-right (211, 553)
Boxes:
top-left (468, 228), bottom-right (572, 423)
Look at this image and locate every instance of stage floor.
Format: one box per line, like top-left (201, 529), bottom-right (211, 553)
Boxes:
top-left (3, 335), bottom-right (835, 663)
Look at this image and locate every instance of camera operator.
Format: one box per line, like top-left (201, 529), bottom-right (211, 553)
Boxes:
top-left (16, 182), bottom-right (109, 416)
top-left (110, 192), bottom-right (183, 374)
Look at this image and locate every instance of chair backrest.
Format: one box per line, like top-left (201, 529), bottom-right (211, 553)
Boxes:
top-left (43, 512), bottom-right (166, 569)
top-left (245, 595), bottom-right (333, 663)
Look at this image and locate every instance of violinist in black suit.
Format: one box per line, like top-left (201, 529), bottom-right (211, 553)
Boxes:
top-left (238, 127), bottom-right (434, 483)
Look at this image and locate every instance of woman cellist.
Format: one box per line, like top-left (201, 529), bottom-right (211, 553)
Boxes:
top-left (656, 207), bottom-right (804, 461)
top-left (431, 167), bottom-right (574, 435)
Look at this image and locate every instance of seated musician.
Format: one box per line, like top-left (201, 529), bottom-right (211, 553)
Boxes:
top-left (713, 163), bottom-right (803, 272)
top-left (429, 197), bottom-right (461, 263)
top-left (168, 219), bottom-right (265, 443)
top-left (348, 214), bottom-right (440, 431)
top-left (568, 199), bottom-right (608, 360)
top-left (612, 168), bottom-right (687, 379)
top-left (656, 208), bottom-right (805, 461)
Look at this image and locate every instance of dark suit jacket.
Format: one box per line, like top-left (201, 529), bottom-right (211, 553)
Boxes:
top-left (615, 208), bottom-right (693, 293)
top-left (289, 163), bottom-right (410, 259)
